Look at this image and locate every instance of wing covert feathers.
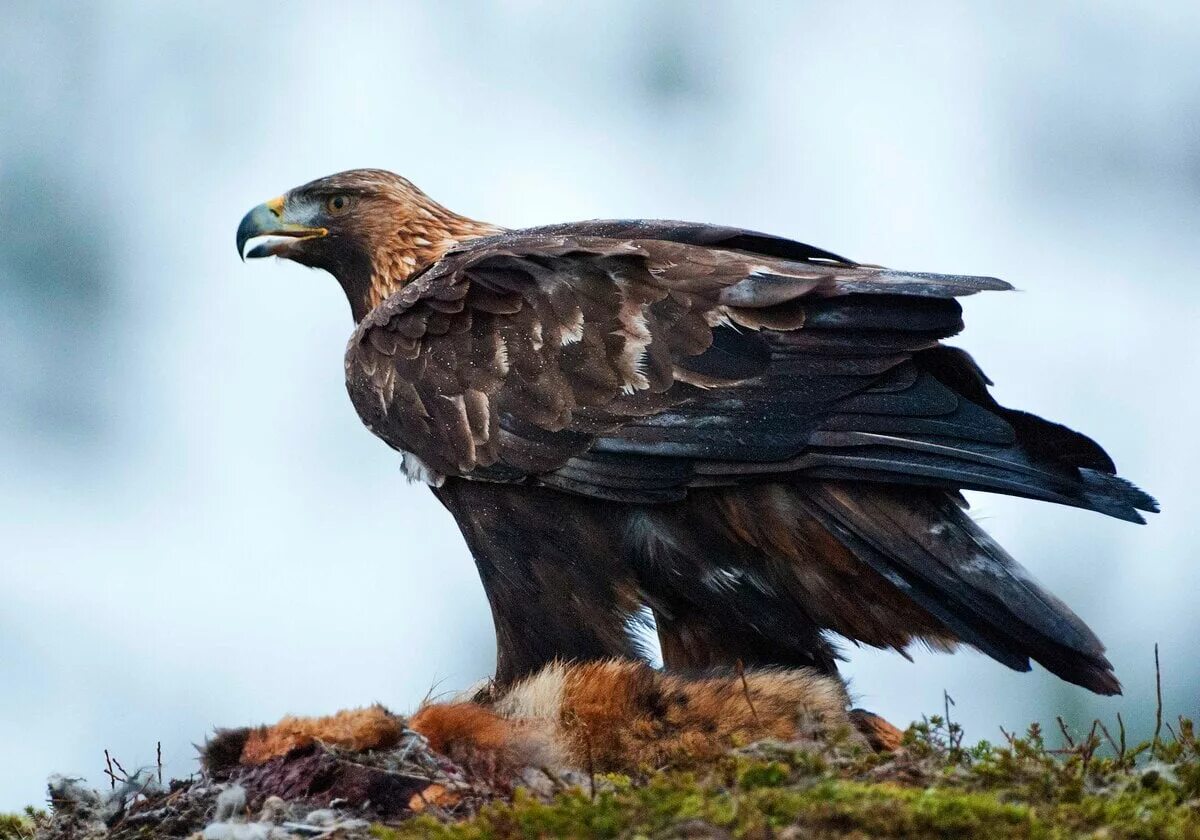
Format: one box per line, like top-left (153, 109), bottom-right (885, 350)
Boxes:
top-left (346, 220), bottom-right (1151, 527)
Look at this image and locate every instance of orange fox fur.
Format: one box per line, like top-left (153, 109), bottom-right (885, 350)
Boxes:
top-left (239, 705), bottom-right (405, 765)
top-left (205, 660), bottom-right (901, 777)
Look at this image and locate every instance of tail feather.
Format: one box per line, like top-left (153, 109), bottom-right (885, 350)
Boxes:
top-left (784, 346), bottom-right (1159, 524)
top-left (1080, 468), bottom-right (1160, 523)
top-left (634, 483), bottom-right (1120, 694)
top-left (793, 482), bottom-right (1121, 694)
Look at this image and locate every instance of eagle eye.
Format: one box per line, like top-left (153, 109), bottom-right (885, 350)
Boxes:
top-left (326, 194), bottom-right (352, 215)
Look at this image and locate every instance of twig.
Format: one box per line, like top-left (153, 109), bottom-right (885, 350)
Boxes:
top-left (538, 766), bottom-right (566, 794)
top-left (943, 690), bottom-right (962, 751)
top-left (107, 768), bottom-right (158, 832)
top-left (111, 756), bottom-right (129, 779)
top-left (998, 726), bottom-right (1015, 747)
top-left (582, 725), bottom-right (596, 802)
top-left (735, 659), bottom-right (760, 726)
top-left (104, 750), bottom-right (116, 790)
top-left (1097, 719), bottom-right (1121, 756)
top-left (157, 741), bottom-right (163, 786)
top-left (1117, 712), bottom-right (1127, 762)
top-left (1056, 716), bottom-right (1076, 749)
top-left (1153, 643), bottom-right (1163, 751)
top-left (1081, 720), bottom-right (1099, 775)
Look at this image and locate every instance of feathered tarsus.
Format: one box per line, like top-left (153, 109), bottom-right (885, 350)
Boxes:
top-left (238, 169), bottom-right (1157, 695)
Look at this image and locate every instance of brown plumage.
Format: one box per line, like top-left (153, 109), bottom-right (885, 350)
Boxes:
top-left (237, 169), bottom-right (1157, 695)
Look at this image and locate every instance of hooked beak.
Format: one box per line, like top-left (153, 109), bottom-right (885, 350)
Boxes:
top-left (236, 196), bottom-right (327, 261)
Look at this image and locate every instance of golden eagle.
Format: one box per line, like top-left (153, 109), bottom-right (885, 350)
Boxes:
top-left (237, 169), bottom-right (1156, 693)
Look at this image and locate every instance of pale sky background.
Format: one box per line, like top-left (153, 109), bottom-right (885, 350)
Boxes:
top-left (2, 1), bottom-right (1198, 811)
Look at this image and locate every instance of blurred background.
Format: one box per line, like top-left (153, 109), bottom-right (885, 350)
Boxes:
top-left (2, 0), bottom-right (1198, 810)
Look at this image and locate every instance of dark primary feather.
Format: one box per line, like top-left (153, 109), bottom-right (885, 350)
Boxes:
top-left (790, 482), bottom-right (1120, 693)
top-left (344, 219), bottom-right (1156, 690)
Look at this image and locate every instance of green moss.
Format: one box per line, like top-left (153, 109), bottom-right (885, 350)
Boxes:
top-left (371, 772), bottom-right (1200, 839)
top-left (0, 808), bottom-right (44, 840)
top-left (736, 759), bottom-right (790, 790)
top-left (371, 716), bottom-right (1200, 840)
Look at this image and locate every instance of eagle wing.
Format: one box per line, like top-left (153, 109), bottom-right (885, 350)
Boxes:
top-left (345, 221), bottom-right (1155, 522)
top-left (345, 220), bottom-right (1158, 693)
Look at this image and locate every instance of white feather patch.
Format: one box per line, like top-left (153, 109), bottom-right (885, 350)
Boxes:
top-left (400, 450), bottom-right (444, 487)
top-left (494, 335), bottom-right (510, 375)
top-left (614, 281), bottom-right (652, 393)
top-left (560, 309), bottom-right (584, 345)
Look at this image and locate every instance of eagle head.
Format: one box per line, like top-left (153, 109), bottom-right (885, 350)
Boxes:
top-left (237, 168), bottom-right (500, 321)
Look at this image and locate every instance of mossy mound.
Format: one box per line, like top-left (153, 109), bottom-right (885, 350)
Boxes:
top-left (8, 715), bottom-right (1198, 839)
top-left (374, 717), bottom-right (1200, 840)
